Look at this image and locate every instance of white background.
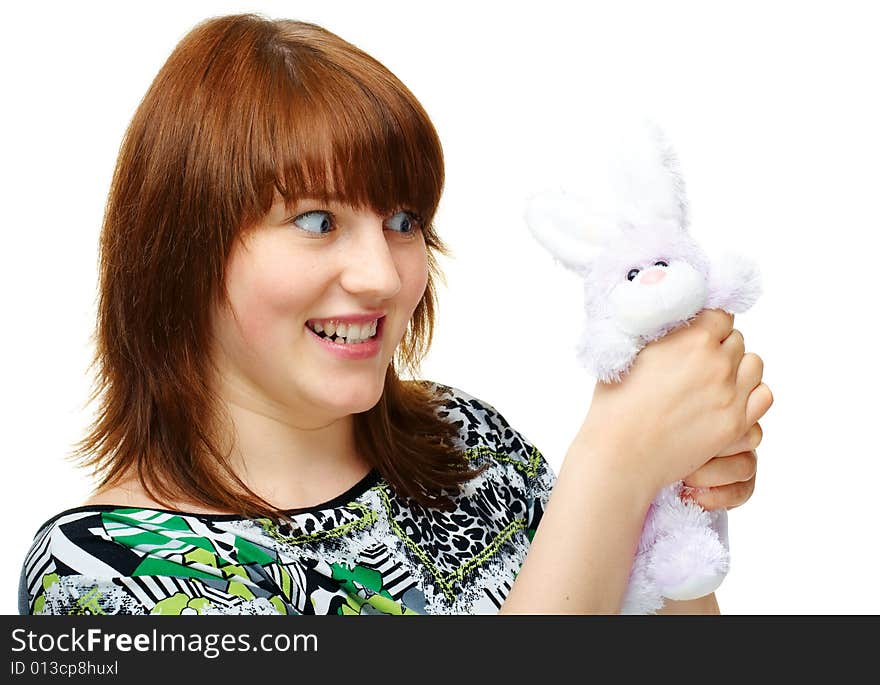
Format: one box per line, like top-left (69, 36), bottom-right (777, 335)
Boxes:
top-left (2, 0), bottom-right (878, 614)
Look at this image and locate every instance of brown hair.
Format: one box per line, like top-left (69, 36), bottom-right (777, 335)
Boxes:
top-left (72, 13), bottom-right (485, 518)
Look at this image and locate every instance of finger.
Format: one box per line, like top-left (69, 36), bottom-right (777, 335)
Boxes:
top-left (745, 383), bottom-right (774, 425)
top-left (693, 308), bottom-right (734, 343)
top-left (716, 422), bottom-right (763, 457)
top-left (682, 450), bottom-right (757, 489)
top-left (689, 475), bottom-right (756, 511)
top-left (735, 353), bottom-right (765, 408)
top-left (720, 329), bottom-right (745, 380)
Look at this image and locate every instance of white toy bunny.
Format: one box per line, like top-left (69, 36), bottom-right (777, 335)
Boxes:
top-left (523, 116), bottom-right (762, 614)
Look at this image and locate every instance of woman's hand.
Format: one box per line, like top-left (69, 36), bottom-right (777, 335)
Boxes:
top-left (681, 362), bottom-right (774, 509)
top-left (577, 309), bottom-right (771, 499)
top-left (681, 393), bottom-right (773, 509)
top-left (681, 449), bottom-right (758, 510)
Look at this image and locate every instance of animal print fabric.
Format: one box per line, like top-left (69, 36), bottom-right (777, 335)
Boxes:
top-left (19, 382), bottom-right (557, 615)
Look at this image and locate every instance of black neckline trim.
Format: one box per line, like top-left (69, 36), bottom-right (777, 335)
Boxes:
top-left (33, 468), bottom-right (383, 536)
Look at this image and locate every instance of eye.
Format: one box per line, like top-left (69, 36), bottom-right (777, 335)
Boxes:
top-left (386, 210), bottom-right (422, 235)
top-left (654, 260), bottom-right (669, 267)
top-left (627, 268), bottom-right (640, 281)
top-left (292, 209), bottom-right (334, 235)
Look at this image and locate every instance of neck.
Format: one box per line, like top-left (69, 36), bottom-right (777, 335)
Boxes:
top-left (217, 394), bottom-right (372, 510)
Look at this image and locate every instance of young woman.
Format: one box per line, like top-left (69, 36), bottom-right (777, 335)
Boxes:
top-left (19, 13), bottom-right (771, 616)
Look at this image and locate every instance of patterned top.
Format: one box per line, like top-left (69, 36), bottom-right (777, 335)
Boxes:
top-left (19, 382), bottom-right (556, 615)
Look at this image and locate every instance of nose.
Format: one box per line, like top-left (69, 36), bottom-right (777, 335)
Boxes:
top-left (339, 223), bottom-right (402, 300)
top-left (640, 268), bottom-right (666, 285)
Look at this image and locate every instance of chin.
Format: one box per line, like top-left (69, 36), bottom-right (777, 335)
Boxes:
top-left (311, 372), bottom-right (386, 415)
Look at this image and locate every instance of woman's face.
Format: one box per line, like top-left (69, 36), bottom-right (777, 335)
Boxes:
top-left (208, 192), bottom-right (429, 427)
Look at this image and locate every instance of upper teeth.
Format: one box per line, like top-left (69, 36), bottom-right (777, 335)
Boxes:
top-left (308, 318), bottom-right (379, 342)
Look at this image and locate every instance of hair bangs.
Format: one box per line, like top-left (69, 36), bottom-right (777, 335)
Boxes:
top-left (260, 45), bottom-right (444, 226)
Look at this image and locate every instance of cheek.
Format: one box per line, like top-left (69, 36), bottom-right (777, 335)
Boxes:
top-left (223, 250), bottom-right (316, 350)
top-left (233, 287), bottom-right (285, 347)
top-left (399, 245), bottom-right (429, 311)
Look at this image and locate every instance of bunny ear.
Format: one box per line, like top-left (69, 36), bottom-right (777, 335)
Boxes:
top-left (605, 116), bottom-right (691, 233)
top-left (523, 187), bottom-right (619, 273)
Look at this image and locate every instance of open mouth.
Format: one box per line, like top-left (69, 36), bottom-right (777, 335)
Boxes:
top-left (306, 316), bottom-right (385, 345)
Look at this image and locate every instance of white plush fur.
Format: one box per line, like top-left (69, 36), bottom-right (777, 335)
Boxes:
top-left (523, 118), bottom-right (761, 613)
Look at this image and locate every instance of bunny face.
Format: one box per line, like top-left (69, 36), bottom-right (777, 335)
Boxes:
top-left (584, 222), bottom-right (711, 338)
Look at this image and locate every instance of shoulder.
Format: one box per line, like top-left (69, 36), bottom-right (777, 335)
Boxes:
top-left (80, 480), bottom-right (227, 514)
top-left (421, 380), bottom-right (544, 469)
top-left (387, 381), bottom-right (557, 590)
top-left (20, 506), bottom-right (146, 614)
top-left (420, 380), bottom-right (519, 443)
top-left (19, 506), bottom-right (285, 616)
top-left (418, 380), bottom-right (556, 504)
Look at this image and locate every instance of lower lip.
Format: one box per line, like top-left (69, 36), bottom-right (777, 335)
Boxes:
top-left (305, 317), bottom-right (384, 360)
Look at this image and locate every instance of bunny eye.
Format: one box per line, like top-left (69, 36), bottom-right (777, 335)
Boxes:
top-left (627, 268), bottom-right (640, 281)
top-left (654, 261), bottom-right (669, 267)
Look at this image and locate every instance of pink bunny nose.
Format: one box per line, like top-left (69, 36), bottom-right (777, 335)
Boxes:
top-left (640, 268), bottom-right (666, 285)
